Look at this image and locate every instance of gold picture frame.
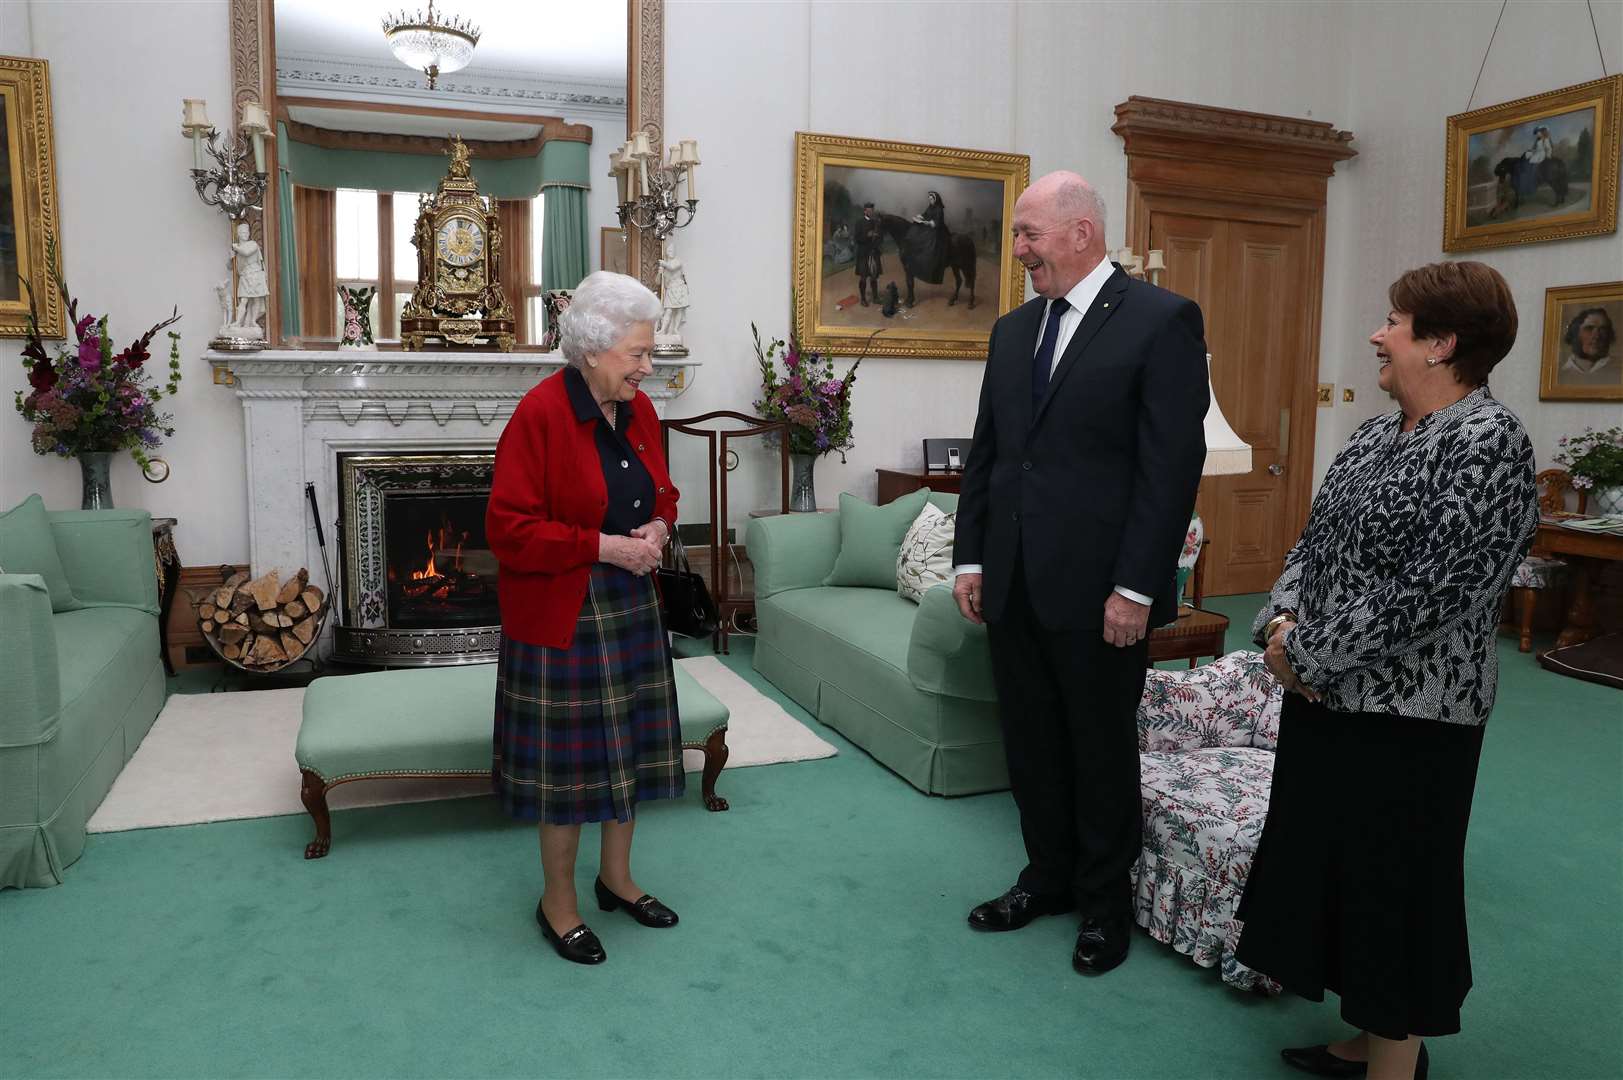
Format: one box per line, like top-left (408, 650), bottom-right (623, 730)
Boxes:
top-left (1443, 75), bottom-right (1621, 252)
top-left (600, 226), bottom-right (628, 275)
top-left (1540, 279), bottom-right (1623, 401)
top-left (794, 131), bottom-right (1028, 360)
top-left (0, 55), bottom-right (61, 338)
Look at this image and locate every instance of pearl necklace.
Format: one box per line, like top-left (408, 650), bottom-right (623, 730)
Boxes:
top-left (604, 401), bottom-right (618, 426)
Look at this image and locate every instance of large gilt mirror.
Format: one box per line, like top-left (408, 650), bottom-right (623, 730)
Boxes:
top-left (228, 0), bottom-right (662, 349)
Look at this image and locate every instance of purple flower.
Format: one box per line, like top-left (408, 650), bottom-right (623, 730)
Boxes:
top-left (73, 315), bottom-right (97, 343)
top-left (814, 432), bottom-right (831, 450)
top-left (820, 379), bottom-right (843, 396)
top-left (78, 336), bottom-right (103, 371)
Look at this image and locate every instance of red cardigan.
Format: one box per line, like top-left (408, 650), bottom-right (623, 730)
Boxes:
top-left (485, 371), bottom-right (678, 648)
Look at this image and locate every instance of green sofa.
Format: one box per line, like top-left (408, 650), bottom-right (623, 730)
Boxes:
top-left (1, 497), bottom-right (166, 888)
top-left (746, 491), bottom-right (1006, 796)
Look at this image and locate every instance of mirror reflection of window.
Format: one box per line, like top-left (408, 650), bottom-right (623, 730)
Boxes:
top-left (391, 191), bottom-right (421, 340)
top-left (335, 188), bottom-right (381, 336)
top-left (527, 192), bottom-right (547, 344)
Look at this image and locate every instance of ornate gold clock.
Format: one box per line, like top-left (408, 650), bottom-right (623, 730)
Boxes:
top-left (400, 136), bottom-right (515, 351)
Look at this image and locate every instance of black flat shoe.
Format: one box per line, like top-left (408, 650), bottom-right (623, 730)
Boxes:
top-left (536, 899), bottom-right (606, 964)
top-left (594, 877), bottom-right (678, 928)
top-left (967, 885), bottom-right (1074, 932)
top-left (1071, 915), bottom-right (1130, 975)
top-left (1280, 1042), bottom-right (1426, 1079)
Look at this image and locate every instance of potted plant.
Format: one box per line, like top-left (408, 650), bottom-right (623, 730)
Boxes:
top-left (14, 238), bottom-right (183, 508)
top-left (1552, 425), bottom-right (1623, 516)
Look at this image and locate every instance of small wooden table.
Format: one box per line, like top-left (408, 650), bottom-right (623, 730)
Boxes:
top-left (1146, 539), bottom-right (1229, 667)
top-left (876, 468), bottom-right (962, 505)
top-left (1534, 521), bottom-right (1623, 649)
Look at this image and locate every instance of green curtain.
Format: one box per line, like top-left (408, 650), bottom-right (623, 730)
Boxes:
top-left (276, 125), bottom-right (301, 337)
top-left (278, 122), bottom-right (552, 199)
top-left (539, 137), bottom-right (591, 301)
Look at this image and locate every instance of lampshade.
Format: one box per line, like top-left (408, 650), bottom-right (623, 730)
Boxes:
top-left (1202, 354), bottom-right (1252, 476)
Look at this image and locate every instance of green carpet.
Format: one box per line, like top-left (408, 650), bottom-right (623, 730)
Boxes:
top-left (2, 597), bottom-right (1619, 1079)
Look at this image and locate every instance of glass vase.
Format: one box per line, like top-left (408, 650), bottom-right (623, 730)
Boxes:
top-left (78, 451), bottom-right (116, 510)
top-left (789, 452), bottom-right (819, 513)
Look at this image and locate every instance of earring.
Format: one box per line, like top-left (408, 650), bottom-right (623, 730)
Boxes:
top-left (1426, 356), bottom-right (1441, 366)
top-left (587, 358), bottom-right (599, 368)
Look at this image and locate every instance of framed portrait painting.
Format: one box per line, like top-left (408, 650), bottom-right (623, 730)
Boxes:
top-left (1541, 280), bottom-right (1623, 401)
top-left (1443, 74), bottom-right (1621, 252)
top-left (794, 132), bottom-right (1029, 360)
top-left (1, 56), bottom-right (62, 338)
top-left (600, 226), bottom-right (627, 275)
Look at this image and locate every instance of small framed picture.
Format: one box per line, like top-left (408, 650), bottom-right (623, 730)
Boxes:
top-left (1540, 280), bottom-right (1623, 401)
top-left (1443, 75), bottom-right (1621, 252)
top-left (600, 226), bottom-right (627, 275)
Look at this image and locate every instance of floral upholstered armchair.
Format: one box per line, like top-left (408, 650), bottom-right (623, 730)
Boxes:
top-left (1131, 650), bottom-right (1284, 993)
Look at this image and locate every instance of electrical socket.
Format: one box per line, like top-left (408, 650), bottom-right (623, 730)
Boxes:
top-left (1342, 388), bottom-right (1355, 403)
top-left (1317, 383), bottom-right (1334, 406)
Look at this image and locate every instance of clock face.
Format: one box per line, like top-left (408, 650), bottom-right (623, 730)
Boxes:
top-left (436, 217), bottom-right (485, 267)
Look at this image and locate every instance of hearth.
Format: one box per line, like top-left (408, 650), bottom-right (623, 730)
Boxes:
top-left (333, 449), bottom-right (499, 666)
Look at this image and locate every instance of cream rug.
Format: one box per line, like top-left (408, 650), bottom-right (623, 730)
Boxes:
top-left (87, 655), bottom-right (836, 833)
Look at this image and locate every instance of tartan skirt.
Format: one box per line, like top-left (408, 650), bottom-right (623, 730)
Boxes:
top-left (492, 563), bottom-right (685, 824)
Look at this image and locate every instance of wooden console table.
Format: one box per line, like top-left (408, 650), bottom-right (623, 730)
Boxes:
top-left (1534, 521), bottom-right (1623, 649)
top-left (877, 468), bottom-right (962, 505)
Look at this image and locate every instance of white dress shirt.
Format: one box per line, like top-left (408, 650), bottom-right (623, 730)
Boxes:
top-left (956, 259), bottom-right (1154, 607)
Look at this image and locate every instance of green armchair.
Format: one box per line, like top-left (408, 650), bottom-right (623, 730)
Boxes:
top-left (1, 497), bottom-right (166, 888)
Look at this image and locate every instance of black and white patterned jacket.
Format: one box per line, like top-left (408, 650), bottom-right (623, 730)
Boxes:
top-left (1252, 387), bottom-right (1537, 726)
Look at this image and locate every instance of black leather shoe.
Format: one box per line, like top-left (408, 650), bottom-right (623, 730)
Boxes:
top-left (536, 899), bottom-right (606, 964)
top-left (1071, 915), bottom-right (1130, 975)
top-left (1280, 1041), bottom-right (1427, 1079)
top-left (967, 885), bottom-right (1074, 932)
top-left (594, 877), bottom-right (678, 928)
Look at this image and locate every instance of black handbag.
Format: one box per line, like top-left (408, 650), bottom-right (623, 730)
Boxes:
top-left (654, 534), bottom-right (720, 638)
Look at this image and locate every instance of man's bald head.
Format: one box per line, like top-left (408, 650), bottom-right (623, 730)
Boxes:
top-left (1012, 171), bottom-right (1109, 298)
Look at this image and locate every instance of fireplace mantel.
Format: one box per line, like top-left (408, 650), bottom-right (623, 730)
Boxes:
top-left (207, 347), bottom-right (701, 656)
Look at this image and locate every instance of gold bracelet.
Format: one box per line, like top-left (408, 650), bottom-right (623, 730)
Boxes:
top-left (1263, 613), bottom-right (1296, 641)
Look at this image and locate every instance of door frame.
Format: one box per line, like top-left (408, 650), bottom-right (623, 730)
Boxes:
top-left (1113, 96), bottom-right (1356, 564)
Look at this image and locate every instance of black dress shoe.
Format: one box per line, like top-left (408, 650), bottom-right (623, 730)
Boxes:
top-left (594, 877), bottom-right (678, 928)
top-left (1280, 1042), bottom-right (1427, 1079)
top-left (1071, 914), bottom-right (1130, 975)
top-left (967, 885), bottom-right (1074, 932)
top-left (536, 899), bottom-right (606, 964)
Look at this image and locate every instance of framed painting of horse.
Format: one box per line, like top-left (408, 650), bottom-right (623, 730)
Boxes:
top-left (794, 132), bottom-right (1029, 359)
top-left (0, 56), bottom-right (62, 338)
top-left (1443, 75), bottom-right (1621, 252)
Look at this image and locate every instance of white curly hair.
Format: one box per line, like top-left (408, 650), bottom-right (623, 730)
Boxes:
top-left (558, 271), bottom-right (661, 367)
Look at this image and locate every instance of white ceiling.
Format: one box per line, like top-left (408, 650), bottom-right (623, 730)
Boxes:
top-left (285, 105), bottom-right (544, 139)
top-left (275, 0), bottom-right (627, 86)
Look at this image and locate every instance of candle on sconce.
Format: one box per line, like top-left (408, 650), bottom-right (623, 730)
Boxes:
top-left (239, 100), bottom-right (269, 174)
top-left (609, 149), bottom-right (629, 204)
top-left (1144, 249), bottom-right (1166, 273)
top-left (678, 139), bottom-right (700, 200)
top-left (181, 98), bottom-right (209, 171)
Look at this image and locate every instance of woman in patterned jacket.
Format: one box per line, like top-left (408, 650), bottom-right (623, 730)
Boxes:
top-left (1236, 262), bottom-right (1538, 1080)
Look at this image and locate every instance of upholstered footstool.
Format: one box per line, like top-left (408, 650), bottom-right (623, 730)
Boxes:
top-left (1131, 651), bottom-right (1284, 993)
top-left (296, 662), bottom-right (730, 859)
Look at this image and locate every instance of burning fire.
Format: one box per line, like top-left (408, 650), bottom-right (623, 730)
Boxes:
top-left (411, 522), bottom-right (468, 580)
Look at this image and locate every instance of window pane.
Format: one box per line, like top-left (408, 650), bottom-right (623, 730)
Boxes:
top-left (529, 192), bottom-right (545, 284)
top-left (393, 191), bottom-right (422, 286)
top-left (334, 189), bottom-right (379, 281)
top-left (529, 296), bottom-right (546, 347)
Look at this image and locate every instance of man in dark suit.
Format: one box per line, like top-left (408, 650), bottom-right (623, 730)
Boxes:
top-left (952, 171), bottom-right (1208, 975)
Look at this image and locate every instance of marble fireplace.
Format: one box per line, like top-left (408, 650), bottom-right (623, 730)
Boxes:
top-left (209, 348), bottom-right (698, 666)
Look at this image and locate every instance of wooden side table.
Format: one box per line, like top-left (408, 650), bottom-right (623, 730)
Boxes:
top-left (151, 518), bottom-right (181, 676)
top-left (1146, 540), bottom-right (1230, 668)
top-left (876, 468), bottom-right (963, 505)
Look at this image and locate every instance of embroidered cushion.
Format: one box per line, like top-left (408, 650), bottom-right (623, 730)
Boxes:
top-left (896, 502), bottom-right (956, 603)
top-left (1510, 555), bottom-right (1566, 589)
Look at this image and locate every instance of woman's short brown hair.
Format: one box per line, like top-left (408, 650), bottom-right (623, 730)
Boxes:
top-left (1388, 261), bottom-right (1517, 387)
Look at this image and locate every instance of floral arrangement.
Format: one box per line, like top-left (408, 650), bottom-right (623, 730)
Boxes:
top-left (751, 320), bottom-right (875, 459)
top-left (14, 238), bottom-right (182, 472)
top-left (1552, 425), bottom-right (1623, 490)
top-left (338, 284), bottom-right (377, 347)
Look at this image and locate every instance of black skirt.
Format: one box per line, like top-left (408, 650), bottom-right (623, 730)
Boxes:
top-left (1235, 694), bottom-right (1486, 1040)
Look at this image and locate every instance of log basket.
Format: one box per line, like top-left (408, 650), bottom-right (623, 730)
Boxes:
top-left (196, 565), bottom-right (330, 674)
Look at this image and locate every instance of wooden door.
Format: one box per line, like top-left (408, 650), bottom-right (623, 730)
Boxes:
top-left (1151, 210), bottom-right (1316, 595)
top-left (1114, 96), bottom-right (1355, 597)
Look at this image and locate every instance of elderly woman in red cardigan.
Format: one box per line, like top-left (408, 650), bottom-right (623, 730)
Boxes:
top-left (486, 271), bottom-right (683, 966)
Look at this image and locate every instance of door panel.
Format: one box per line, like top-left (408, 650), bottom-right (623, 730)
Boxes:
top-left (1148, 210), bottom-right (1316, 595)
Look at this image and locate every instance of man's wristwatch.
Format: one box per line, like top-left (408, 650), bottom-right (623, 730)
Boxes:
top-left (1262, 612), bottom-right (1297, 643)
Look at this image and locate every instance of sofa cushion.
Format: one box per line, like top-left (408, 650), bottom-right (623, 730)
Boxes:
top-left (896, 502), bottom-right (956, 603)
top-left (824, 488), bottom-right (930, 589)
top-left (0, 495), bottom-right (80, 612)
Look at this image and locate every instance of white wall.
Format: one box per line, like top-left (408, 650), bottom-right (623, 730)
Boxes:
top-left (4, 0), bottom-right (1619, 566)
top-left (1323, 0), bottom-right (1622, 484)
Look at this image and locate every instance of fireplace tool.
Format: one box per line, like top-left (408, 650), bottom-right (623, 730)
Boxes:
top-left (304, 482), bottom-right (336, 602)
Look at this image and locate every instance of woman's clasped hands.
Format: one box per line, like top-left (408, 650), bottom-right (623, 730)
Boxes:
top-left (1264, 620), bottom-right (1320, 702)
top-left (601, 528), bottom-right (664, 576)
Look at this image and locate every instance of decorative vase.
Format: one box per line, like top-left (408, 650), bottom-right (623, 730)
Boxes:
top-left (1591, 484), bottom-right (1623, 516)
top-left (78, 451), bottom-right (115, 510)
top-left (789, 452), bottom-right (819, 513)
top-left (337, 284), bottom-right (377, 350)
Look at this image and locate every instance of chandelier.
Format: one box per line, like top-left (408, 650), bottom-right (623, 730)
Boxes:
top-left (381, 1), bottom-right (480, 90)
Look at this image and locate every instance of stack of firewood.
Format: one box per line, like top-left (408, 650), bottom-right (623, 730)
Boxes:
top-left (197, 568), bottom-right (326, 671)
